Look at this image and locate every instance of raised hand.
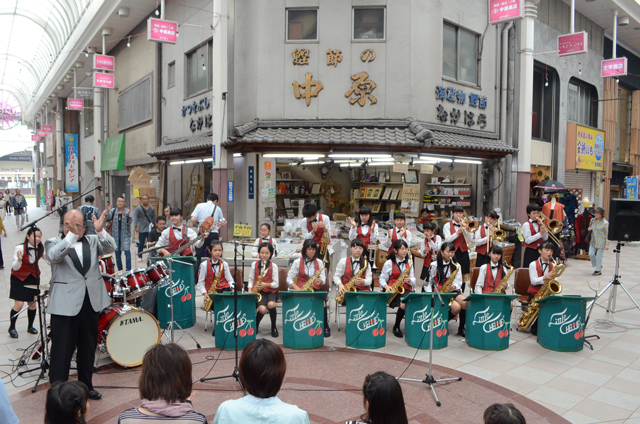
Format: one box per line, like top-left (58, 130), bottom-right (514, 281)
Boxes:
top-left (347, 217), bottom-right (357, 228)
top-left (17, 250), bottom-right (23, 261)
top-left (94, 210), bottom-right (108, 233)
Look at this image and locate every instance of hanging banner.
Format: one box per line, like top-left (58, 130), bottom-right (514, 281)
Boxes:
top-left (42, 125), bottom-right (53, 133)
top-left (558, 32), bottom-right (588, 57)
top-left (489, 0), bottom-right (524, 25)
top-left (248, 166), bottom-right (255, 199)
top-left (228, 181), bottom-right (234, 202)
top-left (93, 54), bottom-right (115, 71)
top-left (626, 176), bottom-right (638, 199)
top-left (401, 184), bottom-right (420, 217)
top-left (67, 98), bottom-right (84, 110)
top-left (147, 18), bottom-right (178, 44)
top-left (93, 72), bottom-right (115, 89)
top-left (64, 134), bottom-right (79, 192)
top-left (601, 57), bottom-right (628, 78)
top-left (101, 134), bottom-right (125, 171)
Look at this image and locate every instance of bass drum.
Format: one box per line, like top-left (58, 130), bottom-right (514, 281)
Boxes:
top-left (98, 304), bottom-right (160, 367)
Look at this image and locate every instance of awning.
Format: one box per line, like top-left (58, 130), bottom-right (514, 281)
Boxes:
top-left (148, 132), bottom-right (213, 160)
top-left (224, 119), bottom-right (517, 159)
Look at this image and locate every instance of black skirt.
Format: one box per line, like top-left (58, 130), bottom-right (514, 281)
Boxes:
top-left (10, 274), bottom-right (39, 301)
top-left (257, 291), bottom-right (278, 307)
top-left (454, 249), bottom-right (471, 274)
top-left (388, 287), bottom-right (413, 309)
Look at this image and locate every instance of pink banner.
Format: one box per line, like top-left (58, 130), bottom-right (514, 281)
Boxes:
top-left (558, 32), bottom-right (588, 57)
top-left (43, 125), bottom-right (53, 133)
top-left (93, 72), bottom-right (115, 89)
top-left (147, 18), bottom-right (178, 44)
top-left (37, 130), bottom-right (46, 136)
top-left (93, 54), bottom-right (115, 71)
top-left (489, 0), bottom-right (523, 25)
top-left (31, 135), bottom-right (40, 141)
top-left (67, 98), bottom-right (84, 110)
top-left (601, 58), bottom-right (628, 78)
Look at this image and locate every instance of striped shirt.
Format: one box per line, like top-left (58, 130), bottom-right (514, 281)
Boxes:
top-left (118, 407), bottom-right (208, 423)
top-left (590, 218), bottom-right (609, 249)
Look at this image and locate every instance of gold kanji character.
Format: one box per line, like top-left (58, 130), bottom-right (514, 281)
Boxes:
top-left (326, 49), bottom-right (343, 67)
top-left (360, 49), bottom-right (376, 62)
top-left (293, 73), bottom-right (324, 106)
top-left (292, 49), bottom-right (310, 66)
top-left (345, 72), bottom-right (377, 107)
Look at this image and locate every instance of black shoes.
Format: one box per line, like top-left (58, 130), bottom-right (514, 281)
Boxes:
top-left (27, 327), bottom-right (38, 335)
top-left (8, 329), bottom-right (17, 339)
top-left (457, 328), bottom-right (465, 338)
top-left (392, 327), bottom-right (403, 338)
top-left (272, 327), bottom-right (279, 338)
top-left (88, 390), bottom-right (102, 400)
top-left (324, 327), bottom-right (331, 338)
top-left (211, 328), bottom-right (215, 337)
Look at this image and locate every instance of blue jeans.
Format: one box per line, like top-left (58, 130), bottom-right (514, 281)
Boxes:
top-left (589, 245), bottom-right (605, 272)
top-left (137, 232), bottom-right (149, 258)
top-left (115, 250), bottom-right (131, 272)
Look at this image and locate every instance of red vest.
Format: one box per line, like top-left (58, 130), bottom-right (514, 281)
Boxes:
top-left (295, 258), bottom-right (321, 289)
top-left (356, 224), bottom-right (372, 250)
top-left (205, 260), bottom-right (231, 291)
top-left (433, 262), bottom-right (454, 292)
top-left (390, 261), bottom-right (413, 291)
top-left (168, 227), bottom-right (192, 256)
top-left (482, 264), bottom-right (504, 294)
top-left (422, 236), bottom-right (436, 269)
top-left (11, 245), bottom-right (39, 281)
top-left (449, 222), bottom-right (468, 252)
top-left (254, 262), bottom-right (277, 293)
top-left (523, 221), bottom-right (542, 249)
top-left (529, 260), bottom-right (554, 295)
top-left (387, 227), bottom-right (403, 255)
top-left (342, 258), bottom-right (370, 291)
top-left (476, 225), bottom-right (488, 255)
top-left (306, 217), bottom-right (325, 245)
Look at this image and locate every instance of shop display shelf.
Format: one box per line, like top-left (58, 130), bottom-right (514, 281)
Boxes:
top-left (425, 183), bottom-right (472, 186)
top-left (424, 194), bottom-right (471, 198)
top-left (276, 179), bottom-right (305, 182)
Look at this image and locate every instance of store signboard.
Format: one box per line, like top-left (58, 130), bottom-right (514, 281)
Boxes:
top-left (93, 54), bottom-right (115, 71)
top-left (228, 181), bottom-right (234, 202)
top-left (64, 134), bottom-right (79, 192)
top-left (626, 177), bottom-right (638, 199)
top-left (37, 130), bottom-right (46, 136)
top-left (67, 98), bottom-right (84, 110)
top-left (248, 166), bottom-right (255, 199)
top-left (42, 125), bottom-right (53, 133)
top-left (574, 124), bottom-right (604, 171)
top-left (147, 18), bottom-right (178, 44)
top-left (601, 57), bottom-right (627, 78)
top-left (393, 163), bottom-right (408, 173)
top-left (558, 32), bottom-right (588, 57)
top-left (101, 134), bottom-right (125, 171)
top-left (31, 135), bottom-right (40, 141)
top-left (489, 0), bottom-right (523, 25)
top-left (93, 72), bottom-right (115, 89)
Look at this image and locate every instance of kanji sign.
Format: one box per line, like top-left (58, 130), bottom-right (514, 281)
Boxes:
top-left (93, 54), bottom-right (115, 71)
top-left (345, 72), bottom-right (377, 106)
top-left (293, 73), bottom-right (324, 106)
top-left (93, 72), bottom-right (115, 89)
top-left (147, 18), bottom-right (178, 44)
top-left (65, 134), bottom-right (79, 192)
top-left (31, 135), bottom-right (40, 141)
top-left (489, 0), bottom-right (523, 25)
top-left (558, 32), bottom-right (588, 57)
top-left (601, 57), bottom-right (628, 78)
top-left (67, 99), bottom-right (84, 110)
top-left (42, 125), bottom-right (53, 133)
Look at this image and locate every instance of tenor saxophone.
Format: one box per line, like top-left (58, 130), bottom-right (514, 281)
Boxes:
top-left (335, 260), bottom-right (368, 304)
top-left (387, 259), bottom-right (412, 305)
top-left (440, 261), bottom-right (461, 307)
top-left (202, 262), bottom-right (224, 312)
top-left (494, 261), bottom-right (514, 293)
top-left (251, 261), bottom-right (266, 303)
top-left (517, 259), bottom-right (564, 330)
top-left (299, 261), bottom-right (326, 292)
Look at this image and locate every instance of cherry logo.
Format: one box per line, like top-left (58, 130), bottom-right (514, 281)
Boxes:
top-left (308, 328), bottom-right (315, 337)
top-left (372, 329), bottom-right (379, 337)
top-left (442, 328), bottom-right (447, 336)
top-left (436, 329), bottom-right (442, 338)
top-left (239, 329), bottom-right (247, 337)
top-left (315, 327), bottom-right (322, 336)
top-left (380, 328), bottom-right (385, 336)
top-left (498, 331), bottom-right (504, 339)
top-left (247, 327), bottom-right (254, 336)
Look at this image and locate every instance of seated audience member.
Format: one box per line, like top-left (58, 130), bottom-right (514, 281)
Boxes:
top-left (0, 376), bottom-right (18, 424)
top-left (118, 343), bottom-right (207, 423)
top-left (45, 380), bottom-right (90, 424)
top-left (484, 403), bottom-right (526, 424)
top-left (346, 371), bottom-right (408, 424)
top-left (213, 339), bottom-right (309, 424)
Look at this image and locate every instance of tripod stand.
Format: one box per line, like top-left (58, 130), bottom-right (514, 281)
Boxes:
top-left (17, 286), bottom-right (50, 392)
top-left (398, 284), bottom-right (461, 406)
top-left (161, 257), bottom-right (201, 348)
top-left (588, 242), bottom-right (640, 314)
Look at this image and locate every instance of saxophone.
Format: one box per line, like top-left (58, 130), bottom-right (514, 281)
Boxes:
top-left (517, 259), bottom-right (564, 330)
top-left (335, 260), bottom-right (368, 304)
top-left (251, 261), bottom-right (266, 303)
top-left (299, 261), bottom-right (326, 292)
top-left (203, 262), bottom-right (224, 312)
top-left (494, 261), bottom-right (515, 294)
top-left (387, 259), bottom-right (412, 305)
top-left (440, 261), bottom-right (461, 306)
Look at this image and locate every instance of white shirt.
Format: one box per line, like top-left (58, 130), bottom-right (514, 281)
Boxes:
top-left (420, 235), bottom-right (442, 258)
top-left (197, 259), bottom-right (236, 294)
top-left (156, 225), bottom-right (204, 252)
top-left (348, 222), bottom-right (378, 244)
top-left (474, 224), bottom-right (491, 249)
top-left (299, 214), bottom-right (331, 240)
top-left (247, 261), bottom-right (279, 290)
top-left (286, 258), bottom-right (326, 289)
top-left (12, 244), bottom-right (37, 271)
top-left (426, 260), bottom-right (462, 292)
top-left (191, 201), bottom-right (224, 233)
top-left (333, 256), bottom-right (372, 287)
top-left (443, 221), bottom-right (472, 245)
top-left (251, 237), bottom-right (279, 258)
top-left (64, 229), bottom-right (109, 266)
top-left (475, 262), bottom-right (510, 293)
top-left (213, 394), bottom-right (309, 424)
top-left (521, 219), bottom-right (548, 245)
top-left (529, 259), bottom-right (552, 286)
top-left (379, 258), bottom-right (416, 289)
top-left (381, 227), bottom-right (412, 251)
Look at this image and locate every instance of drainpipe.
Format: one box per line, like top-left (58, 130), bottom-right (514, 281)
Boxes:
top-left (501, 22), bottom-right (513, 217)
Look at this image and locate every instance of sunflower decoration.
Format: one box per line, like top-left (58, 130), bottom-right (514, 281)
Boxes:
top-left (319, 180), bottom-right (350, 213)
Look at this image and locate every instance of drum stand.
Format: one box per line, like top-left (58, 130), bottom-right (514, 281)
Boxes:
top-left (397, 284), bottom-right (461, 407)
top-left (162, 258), bottom-right (201, 348)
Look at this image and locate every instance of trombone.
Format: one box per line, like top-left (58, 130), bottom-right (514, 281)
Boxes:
top-left (537, 212), bottom-right (563, 246)
top-left (491, 221), bottom-right (507, 242)
top-left (462, 212), bottom-right (479, 233)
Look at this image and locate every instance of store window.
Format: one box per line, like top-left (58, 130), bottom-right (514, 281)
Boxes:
top-left (531, 63), bottom-right (559, 142)
top-left (567, 78), bottom-right (598, 127)
top-left (168, 61), bottom-right (175, 89)
top-left (84, 97), bottom-right (93, 138)
top-left (286, 9), bottom-right (318, 41)
top-left (186, 41), bottom-right (212, 98)
top-left (353, 8), bottom-right (385, 40)
top-left (442, 22), bottom-right (478, 85)
top-left (118, 75), bottom-right (153, 131)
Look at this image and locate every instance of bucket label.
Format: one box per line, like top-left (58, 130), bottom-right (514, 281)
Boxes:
top-left (348, 304), bottom-right (386, 337)
top-left (548, 308), bottom-right (581, 335)
top-left (215, 304), bottom-right (253, 337)
top-left (410, 304), bottom-right (446, 337)
top-left (472, 306), bottom-right (506, 334)
top-left (284, 304), bottom-right (320, 333)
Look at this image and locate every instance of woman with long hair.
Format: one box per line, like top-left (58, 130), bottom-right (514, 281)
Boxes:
top-left (45, 380), bottom-right (90, 424)
top-left (347, 371), bottom-right (409, 424)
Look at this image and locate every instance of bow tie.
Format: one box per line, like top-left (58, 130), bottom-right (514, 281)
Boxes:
top-left (310, 219), bottom-right (318, 224)
top-left (305, 259), bottom-right (315, 266)
top-left (398, 259), bottom-right (408, 265)
top-left (491, 265), bottom-right (500, 270)
top-left (174, 227), bottom-right (183, 231)
top-left (453, 223), bottom-right (461, 228)
top-left (28, 247), bottom-right (36, 251)
top-left (361, 223), bottom-right (369, 227)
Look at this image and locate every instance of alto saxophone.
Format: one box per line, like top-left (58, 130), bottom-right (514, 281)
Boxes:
top-left (494, 261), bottom-right (515, 293)
top-left (299, 261), bottom-right (326, 292)
top-left (440, 261), bottom-right (461, 306)
top-left (335, 260), bottom-right (368, 304)
top-left (517, 259), bottom-right (564, 330)
top-left (203, 262), bottom-right (224, 312)
top-left (387, 259), bottom-right (412, 305)
top-left (251, 261), bottom-right (267, 303)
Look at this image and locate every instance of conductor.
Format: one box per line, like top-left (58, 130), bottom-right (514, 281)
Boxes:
top-left (45, 209), bottom-right (115, 400)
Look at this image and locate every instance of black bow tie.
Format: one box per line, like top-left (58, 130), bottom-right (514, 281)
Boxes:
top-left (174, 227), bottom-right (183, 232)
top-left (361, 223), bottom-right (369, 227)
top-left (310, 219), bottom-right (318, 224)
top-left (453, 223), bottom-right (461, 227)
top-left (28, 247), bottom-right (36, 251)
top-left (305, 259), bottom-right (315, 266)
top-left (491, 265), bottom-right (500, 270)
top-left (398, 259), bottom-right (408, 265)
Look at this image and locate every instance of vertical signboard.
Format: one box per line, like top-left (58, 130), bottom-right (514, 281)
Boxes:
top-left (228, 181), bottom-right (234, 202)
top-left (248, 166), bottom-right (255, 199)
top-left (64, 134), bottom-right (79, 192)
top-left (626, 176), bottom-right (638, 199)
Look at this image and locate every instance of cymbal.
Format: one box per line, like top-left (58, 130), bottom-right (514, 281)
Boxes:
top-left (25, 284), bottom-right (50, 291)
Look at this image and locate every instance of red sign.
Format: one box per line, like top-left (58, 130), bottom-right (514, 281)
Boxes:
top-left (489, 0), bottom-right (523, 25)
top-left (147, 18), bottom-right (178, 44)
top-left (93, 72), bottom-right (115, 89)
top-left (93, 54), bottom-right (115, 71)
top-left (67, 98), bottom-right (84, 110)
top-left (602, 58), bottom-right (628, 78)
top-left (558, 32), bottom-right (588, 57)
top-left (37, 130), bottom-right (46, 136)
top-left (31, 135), bottom-right (40, 141)
top-left (43, 125), bottom-right (53, 133)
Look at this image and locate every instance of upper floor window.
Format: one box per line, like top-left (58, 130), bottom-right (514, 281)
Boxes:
top-left (443, 22), bottom-right (478, 85)
top-left (287, 9), bottom-right (318, 41)
top-left (186, 41), bottom-right (212, 98)
top-left (353, 8), bottom-right (385, 40)
top-left (168, 61), bottom-right (175, 89)
top-left (567, 78), bottom-right (597, 127)
top-left (119, 75), bottom-right (153, 131)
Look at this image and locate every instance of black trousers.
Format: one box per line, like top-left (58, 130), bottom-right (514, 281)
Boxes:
top-left (49, 290), bottom-right (99, 391)
top-left (523, 247), bottom-right (540, 269)
top-left (476, 253), bottom-right (490, 269)
top-left (196, 232), bottom-right (220, 280)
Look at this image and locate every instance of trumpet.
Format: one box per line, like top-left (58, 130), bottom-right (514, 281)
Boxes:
top-left (538, 212), bottom-right (563, 246)
top-left (462, 212), bottom-right (479, 233)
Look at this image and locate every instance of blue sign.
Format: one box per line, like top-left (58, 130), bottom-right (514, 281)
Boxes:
top-left (64, 134), bottom-right (79, 192)
top-left (594, 134), bottom-right (604, 161)
top-left (228, 181), bottom-right (234, 202)
top-left (248, 166), bottom-right (255, 199)
top-left (212, 145), bottom-right (216, 166)
top-left (626, 176), bottom-right (638, 199)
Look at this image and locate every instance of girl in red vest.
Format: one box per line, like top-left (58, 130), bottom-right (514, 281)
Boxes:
top-left (526, 241), bottom-right (556, 336)
top-left (419, 222), bottom-right (441, 292)
top-left (381, 213), bottom-right (411, 256)
top-left (251, 223), bottom-right (278, 258)
top-left (521, 204), bottom-right (548, 268)
top-left (248, 243), bottom-right (280, 337)
top-left (197, 240), bottom-right (235, 336)
top-left (300, 204), bottom-right (331, 266)
top-left (348, 206), bottom-right (378, 266)
top-left (8, 226), bottom-right (43, 338)
top-left (334, 239), bottom-right (372, 304)
top-left (380, 239), bottom-right (416, 338)
top-left (442, 206), bottom-right (472, 279)
top-left (475, 210), bottom-right (498, 269)
top-left (474, 246), bottom-right (510, 294)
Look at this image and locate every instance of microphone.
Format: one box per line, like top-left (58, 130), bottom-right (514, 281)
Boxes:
top-left (96, 185), bottom-right (103, 191)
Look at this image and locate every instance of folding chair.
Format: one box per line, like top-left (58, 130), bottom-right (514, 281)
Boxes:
top-left (470, 267), bottom-right (480, 293)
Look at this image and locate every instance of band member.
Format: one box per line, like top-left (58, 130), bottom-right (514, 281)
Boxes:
top-left (475, 210), bottom-right (498, 268)
top-left (248, 243), bottom-right (279, 337)
top-left (46, 209), bottom-right (115, 400)
top-left (251, 223), bottom-right (278, 258)
top-left (475, 246), bottom-right (510, 294)
top-left (334, 239), bottom-right (373, 303)
top-left (427, 242), bottom-right (466, 337)
top-left (420, 222), bottom-right (441, 292)
top-left (527, 241), bottom-right (556, 336)
top-left (380, 239), bottom-right (416, 338)
top-left (190, 193), bottom-right (224, 268)
top-left (443, 206), bottom-right (472, 279)
top-left (157, 208), bottom-right (207, 257)
top-left (348, 206), bottom-right (378, 265)
top-left (287, 239), bottom-right (330, 337)
top-left (381, 213), bottom-right (411, 256)
top-left (521, 204), bottom-right (548, 268)
top-left (8, 227), bottom-right (43, 338)
top-left (197, 240), bottom-right (235, 336)
top-left (300, 204), bottom-right (331, 265)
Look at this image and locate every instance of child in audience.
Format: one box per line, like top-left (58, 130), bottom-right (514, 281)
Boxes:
top-left (483, 403), bottom-right (526, 424)
top-left (45, 380), bottom-right (90, 424)
top-left (346, 371), bottom-right (409, 424)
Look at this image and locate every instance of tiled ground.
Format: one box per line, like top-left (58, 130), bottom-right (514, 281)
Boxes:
top-left (2, 203), bottom-right (640, 423)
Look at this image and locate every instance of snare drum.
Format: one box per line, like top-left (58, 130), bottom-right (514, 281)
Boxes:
top-left (145, 262), bottom-right (169, 285)
top-left (102, 274), bottom-right (125, 303)
top-left (98, 304), bottom-right (160, 367)
top-left (100, 255), bottom-right (116, 275)
top-left (121, 269), bottom-right (152, 300)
